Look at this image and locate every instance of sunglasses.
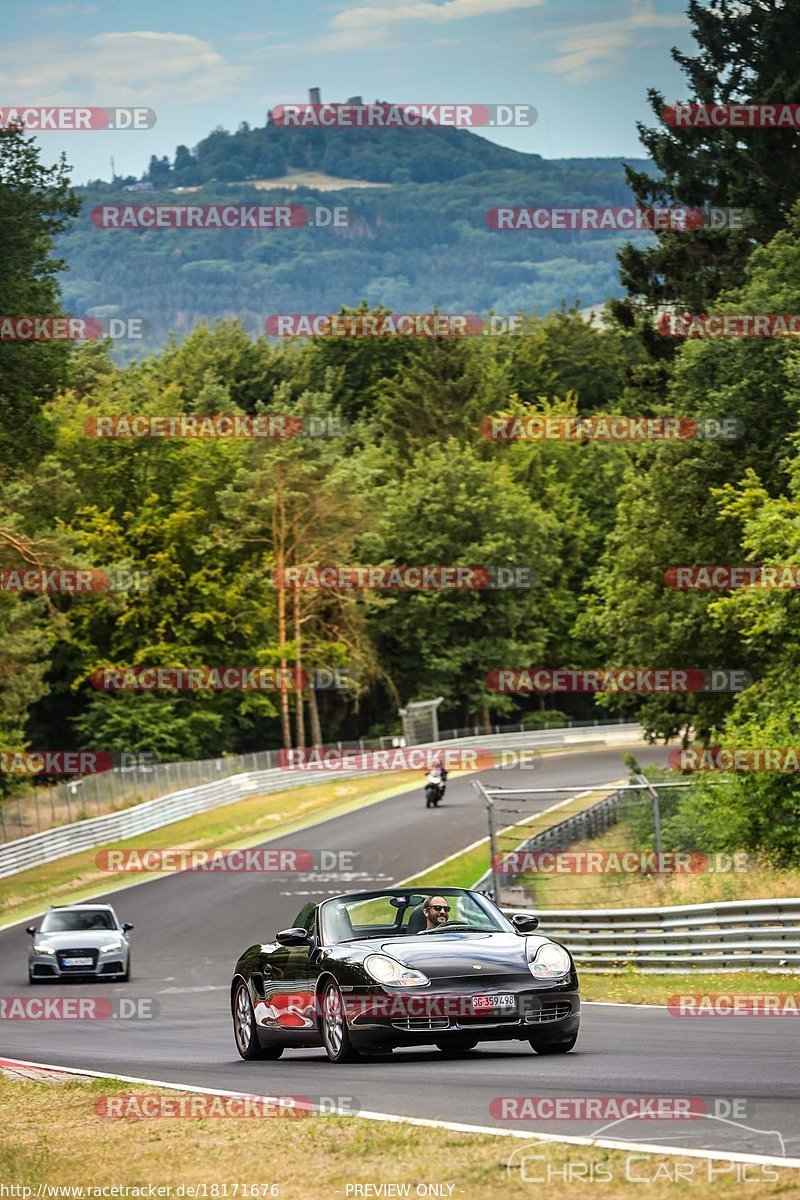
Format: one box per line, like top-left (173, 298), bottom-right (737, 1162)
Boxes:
top-left (427, 905), bottom-right (451, 913)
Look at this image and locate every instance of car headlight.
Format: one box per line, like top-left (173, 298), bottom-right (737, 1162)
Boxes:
top-left (33, 943), bottom-right (55, 955)
top-left (527, 942), bottom-right (571, 980)
top-left (101, 942), bottom-right (124, 953)
top-left (364, 954), bottom-right (429, 987)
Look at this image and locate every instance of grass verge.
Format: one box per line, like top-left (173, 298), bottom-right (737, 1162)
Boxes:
top-left (1, 1075), bottom-right (797, 1199)
top-left (526, 818), bottom-right (800, 910)
top-left (0, 771), bottom-right (423, 928)
top-left (581, 971), bottom-right (800, 1005)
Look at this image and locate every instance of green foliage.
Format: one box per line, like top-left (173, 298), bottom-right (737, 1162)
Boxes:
top-left (619, 0), bottom-right (800, 314)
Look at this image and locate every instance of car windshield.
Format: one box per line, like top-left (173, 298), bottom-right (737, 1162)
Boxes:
top-left (319, 889), bottom-right (510, 945)
top-left (40, 910), bottom-right (116, 932)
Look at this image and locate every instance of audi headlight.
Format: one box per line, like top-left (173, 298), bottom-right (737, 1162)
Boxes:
top-left (102, 942), bottom-right (124, 953)
top-left (364, 954), bottom-right (429, 987)
top-left (33, 943), bottom-right (55, 955)
top-left (527, 942), bottom-right (571, 980)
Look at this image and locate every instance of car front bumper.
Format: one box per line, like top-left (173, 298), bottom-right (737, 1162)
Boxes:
top-left (29, 949), bottom-right (128, 980)
top-left (344, 984), bottom-right (580, 1049)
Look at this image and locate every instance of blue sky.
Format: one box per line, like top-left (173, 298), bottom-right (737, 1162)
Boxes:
top-left (5, 0), bottom-right (697, 184)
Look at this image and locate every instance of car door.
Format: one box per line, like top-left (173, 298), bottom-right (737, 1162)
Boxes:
top-left (257, 903), bottom-right (318, 1039)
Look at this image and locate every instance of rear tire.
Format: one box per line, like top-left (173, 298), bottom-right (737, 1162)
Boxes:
top-left (319, 981), bottom-right (361, 1063)
top-left (529, 1034), bottom-right (577, 1055)
top-left (233, 982), bottom-right (284, 1060)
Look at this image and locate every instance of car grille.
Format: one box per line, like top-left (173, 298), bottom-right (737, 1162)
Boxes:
top-left (56, 948), bottom-right (99, 972)
top-left (100, 961), bottom-right (124, 974)
top-left (391, 1017), bottom-right (450, 1031)
top-left (525, 1001), bottom-right (572, 1023)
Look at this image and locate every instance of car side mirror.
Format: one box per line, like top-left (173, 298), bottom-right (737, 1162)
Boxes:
top-left (511, 912), bottom-right (539, 933)
top-left (276, 927), bottom-right (311, 947)
top-left (122, 923), bottom-right (134, 932)
top-left (26, 926), bottom-right (36, 936)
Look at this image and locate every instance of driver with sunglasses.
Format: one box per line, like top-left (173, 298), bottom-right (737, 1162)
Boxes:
top-left (422, 896), bottom-right (452, 929)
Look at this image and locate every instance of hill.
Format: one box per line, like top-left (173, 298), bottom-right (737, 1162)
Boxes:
top-left (63, 111), bottom-right (653, 355)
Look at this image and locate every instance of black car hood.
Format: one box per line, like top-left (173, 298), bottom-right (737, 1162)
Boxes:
top-left (351, 931), bottom-right (556, 979)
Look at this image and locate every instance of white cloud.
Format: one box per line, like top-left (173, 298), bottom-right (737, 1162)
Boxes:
top-left (308, 0), bottom-right (545, 52)
top-left (35, 4), bottom-right (97, 14)
top-left (545, 1), bottom-right (687, 84)
top-left (331, 0), bottom-right (546, 29)
top-left (0, 31), bottom-right (249, 102)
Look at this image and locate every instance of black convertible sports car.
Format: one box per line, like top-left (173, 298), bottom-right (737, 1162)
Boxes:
top-left (230, 887), bottom-right (579, 1062)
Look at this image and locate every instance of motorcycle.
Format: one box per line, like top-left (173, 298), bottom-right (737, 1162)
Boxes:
top-left (424, 769), bottom-right (446, 808)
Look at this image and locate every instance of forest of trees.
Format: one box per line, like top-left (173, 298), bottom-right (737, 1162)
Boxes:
top-left (60, 152), bottom-right (650, 356)
top-left (2, 0), bottom-right (800, 865)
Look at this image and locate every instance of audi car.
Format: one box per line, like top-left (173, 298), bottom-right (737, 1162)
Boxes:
top-left (231, 887), bottom-right (579, 1062)
top-left (27, 903), bottom-right (133, 982)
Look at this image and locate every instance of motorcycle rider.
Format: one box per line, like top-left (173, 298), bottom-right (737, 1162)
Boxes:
top-left (424, 756), bottom-right (448, 806)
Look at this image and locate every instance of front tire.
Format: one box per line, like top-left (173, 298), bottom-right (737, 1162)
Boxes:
top-left (233, 982), bottom-right (284, 1060)
top-left (319, 981), bottom-right (361, 1063)
top-left (529, 1034), bottom-right (577, 1055)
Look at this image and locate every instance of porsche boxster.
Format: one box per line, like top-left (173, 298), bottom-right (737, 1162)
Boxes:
top-left (230, 887), bottom-right (579, 1062)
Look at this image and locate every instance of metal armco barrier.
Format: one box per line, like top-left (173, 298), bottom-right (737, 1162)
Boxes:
top-left (0, 722), bottom-right (643, 879)
top-left (472, 786), bottom-right (628, 895)
top-left (513, 898), bottom-right (800, 973)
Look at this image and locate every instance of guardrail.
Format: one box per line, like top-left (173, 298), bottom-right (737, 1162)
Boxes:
top-left (472, 786), bottom-right (628, 894)
top-left (475, 784), bottom-right (800, 973)
top-left (0, 715), bottom-right (637, 844)
top-left (517, 898), bottom-right (800, 973)
top-left (0, 722), bottom-right (643, 879)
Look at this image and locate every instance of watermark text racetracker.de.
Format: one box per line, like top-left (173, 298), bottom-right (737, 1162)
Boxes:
top-left (271, 102), bottom-right (536, 128)
top-left (0, 106), bottom-right (156, 130)
top-left (94, 1093), bottom-right (359, 1118)
top-left (493, 849), bottom-right (750, 875)
top-left (0, 997), bottom-right (158, 1020)
top-left (275, 746), bottom-right (542, 772)
top-left (481, 415), bottom-right (741, 441)
top-left (663, 102), bottom-right (800, 128)
top-left (83, 414), bottom-right (344, 439)
top-left (89, 666), bottom-right (357, 691)
top-left (90, 205), bottom-right (348, 230)
top-left (658, 313), bottom-right (800, 338)
top-left (271, 565), bottom-right (533, 589)
top-left (665, 565), bottom-right (800, 589)
top-left (491, 1095), bottom-right (748, 1120)
top-left (486, 206), bottom-right (749, 231)
top-left (669, 747), bottom-right (800, 771)
top-left (0, 751), bottom-right (114, 776)
top-left (668, 994), bottom-right (800, 1016)
top-left (0, 317), bottom-right (146, 341)
top-left (95, 848), bottom-right (360, 873)
top-left (0, 567), bottom-right (148, 593)
top-left (265, 313), bottom-right (537, 337)
top-left (487, 668), bottom-right (751, 693)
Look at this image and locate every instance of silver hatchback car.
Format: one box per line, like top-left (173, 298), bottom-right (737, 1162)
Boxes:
top-left (27, 904), bottom-right (133, 983)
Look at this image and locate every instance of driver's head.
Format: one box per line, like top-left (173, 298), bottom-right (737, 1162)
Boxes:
top-left (423, 895), bottom-right (451, 929)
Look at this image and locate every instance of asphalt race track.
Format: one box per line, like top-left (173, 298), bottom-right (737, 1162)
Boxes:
top-left (1, 743), bottom-right (798, 1161)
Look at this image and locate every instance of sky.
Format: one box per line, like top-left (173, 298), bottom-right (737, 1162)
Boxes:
top-left (4, 0), bottom-right (698, 184)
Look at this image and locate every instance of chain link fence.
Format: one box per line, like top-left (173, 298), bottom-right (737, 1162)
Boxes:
top-left (0, 715), bottom-right (632, 843)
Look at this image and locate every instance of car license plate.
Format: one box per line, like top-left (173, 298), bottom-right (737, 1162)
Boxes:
top-left (472, 993), bottom-right (515, 1011)
top-left (63, 956), bottom-right (93, 966)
